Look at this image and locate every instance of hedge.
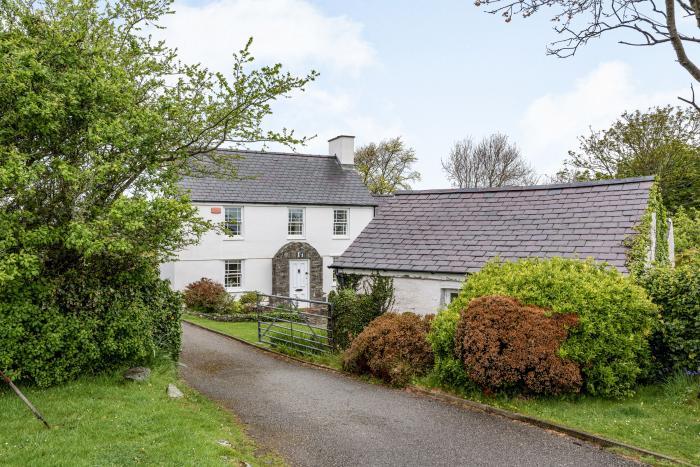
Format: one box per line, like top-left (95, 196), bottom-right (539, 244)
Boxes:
top-left (429, 258), bottom-right (658, 398)
top-left (0, 260), bottom-right (181, 388)
top-left (329, 273), bottom-right (395, 349)
top-left (641, 259), bottom-right (700, 376)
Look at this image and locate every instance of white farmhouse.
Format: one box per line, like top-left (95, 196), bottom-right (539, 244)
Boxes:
top-left (161, 135), bottom-right (376, 301)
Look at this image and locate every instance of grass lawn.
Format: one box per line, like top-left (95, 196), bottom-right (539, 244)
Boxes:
top-left (0, 362), bottom-right (285, 466)
top-left (417, 373), bottom-right (700, 465)
top-left (184, 315), bottom-right (342, 369)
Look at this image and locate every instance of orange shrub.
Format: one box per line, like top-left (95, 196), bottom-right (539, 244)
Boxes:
top-left (183, 278), bottom-right (228, 313)
top-left (455, 295), bottom-right (582, 395)
top-left (342, 312), bottom-right (434, 386)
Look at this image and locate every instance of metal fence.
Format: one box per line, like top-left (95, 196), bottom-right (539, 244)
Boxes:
top-left (255, 294), bottom-right (334, 355)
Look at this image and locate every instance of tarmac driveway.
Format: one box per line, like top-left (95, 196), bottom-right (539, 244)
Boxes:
top-left (180, 322), bottom-right (637, 467)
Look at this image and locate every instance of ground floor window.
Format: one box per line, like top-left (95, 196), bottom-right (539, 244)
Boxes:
top-left (225, 260), bottom-right (242, 288)
top-left (441, 288), bottom-right (459, 307)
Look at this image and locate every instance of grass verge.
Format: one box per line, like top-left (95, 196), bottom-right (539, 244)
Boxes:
top-left (0, 362), bottom-right (284, 466)
top-left (183, 315), bottom-right (343, 369)
top-left (416, 372), bottom-right (700, 465)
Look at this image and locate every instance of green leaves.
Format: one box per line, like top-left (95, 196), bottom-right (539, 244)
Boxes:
top-left (0, 0), bottom-right (313, 383)
top-left (641, 260), bottom-right (700, 376)
top-left (428, 258), bottom-right (658, 398)
top-left (354, 137), bottom-right (421, 194)
top-left (564, 106), bottom-right (700, 212)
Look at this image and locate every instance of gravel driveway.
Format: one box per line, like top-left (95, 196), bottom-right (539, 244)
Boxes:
top-left (180, 322), bottom-right (637, 467)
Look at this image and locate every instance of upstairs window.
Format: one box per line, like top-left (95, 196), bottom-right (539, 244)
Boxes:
top-left (333, 209), bottom-right (348, 236)
top-left (224, 207), bottom-right (242, 237)
top-left (225, 260), bottom-right (242, 288)
top-left (288, 208), bottom-right (304, 236)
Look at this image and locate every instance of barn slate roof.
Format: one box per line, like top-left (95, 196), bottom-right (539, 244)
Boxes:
top-left (331, 176), bottom-right (655, 275)
top-left (179, 149), bottom-right (376, 206)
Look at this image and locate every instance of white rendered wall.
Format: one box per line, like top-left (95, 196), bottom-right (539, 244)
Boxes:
top-left (336, 268), bottom-right (466, 315)
top-left (163, 203), bottom-right (374, 297)
top-left (391, 276), bottom-right (464, 315)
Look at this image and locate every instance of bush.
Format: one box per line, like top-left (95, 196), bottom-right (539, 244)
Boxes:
top-left (183, 278), bottom-right (229, 313)
top-left (329, 273), bottom-right (395, 349)
top-left (239, 291), bottom-right (260, 310)
top-left (455, 296), bottom-right (582, 395)
top-left (641, 260), bottom-right (700, 376)
top-left (673, 207), bottom-right (700, 265)
top-left (429, 258), bottom-right (657, 398)
top-left (342, 313), bottom-right (434, 386)
top-left (0, 260), bottom-right (182, 388)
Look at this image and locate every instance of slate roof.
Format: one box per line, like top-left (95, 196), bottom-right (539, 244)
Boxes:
top-left (332, 176), bottom-right (655, 275)
top-left (179, 149), bottom-right (376, 206)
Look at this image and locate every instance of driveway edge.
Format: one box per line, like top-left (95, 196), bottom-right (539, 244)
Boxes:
top-left (182, 320), bottom-right (688, 466)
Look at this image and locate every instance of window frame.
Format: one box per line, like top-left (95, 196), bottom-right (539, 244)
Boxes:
top-left (441, 288), bottom-right (460, 307)
top-left (332, 208), bottom-right (349, 237)
top-left (224, 259), bottom-right (243, 289)
top-left (224, 206), bottom-right (243, 239)
top-left (287, 207), bottom-right (305, 238)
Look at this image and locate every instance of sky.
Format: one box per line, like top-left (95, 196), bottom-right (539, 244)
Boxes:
top-left (155, 0), bottom-right (690, 188)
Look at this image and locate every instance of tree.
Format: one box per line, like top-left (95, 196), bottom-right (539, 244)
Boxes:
top-left (672, 207), bottom-right (700, 265)
top-left (442, 133), bottom-right (537, 188)
top-left (474, 0), bottom-right (700, 108)
top-left (561, 107), bottom-right (700, 211)
top-left (0, 0), bottom-right (314, 383)
top-left (354, 137), bottom-right (421, 194)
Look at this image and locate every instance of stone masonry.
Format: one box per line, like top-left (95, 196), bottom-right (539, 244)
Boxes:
top-left (272, 242), bottom-right (324, 300)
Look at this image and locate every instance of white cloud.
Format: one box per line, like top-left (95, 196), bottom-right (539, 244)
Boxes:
top-left (264, 88), bottom-right (403, 154)
top-left (519, 61), bottom-right (684, 176)
top-left (156, 0), bottom-right (376, 75)
top-left (149, 0), bottom-right (392, 155)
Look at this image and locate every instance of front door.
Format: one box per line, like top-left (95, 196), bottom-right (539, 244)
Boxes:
top-left (289, 259), bottom-right (310, 303)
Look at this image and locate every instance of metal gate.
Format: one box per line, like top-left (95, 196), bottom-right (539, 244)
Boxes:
top-left (255, 294), bottom-right (334, 355)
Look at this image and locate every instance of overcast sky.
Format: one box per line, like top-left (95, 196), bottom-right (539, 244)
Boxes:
top-left (155, 0), bottom-right (689, 188)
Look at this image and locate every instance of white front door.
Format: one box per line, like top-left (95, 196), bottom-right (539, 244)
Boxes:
top-left (289, 260), bottom-right (310, 303)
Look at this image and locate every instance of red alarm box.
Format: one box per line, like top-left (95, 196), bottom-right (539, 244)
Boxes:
top-left (211, 207), bottom-right (221, 214)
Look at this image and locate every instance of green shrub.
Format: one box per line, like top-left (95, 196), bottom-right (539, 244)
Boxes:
top-left (221, 298), bottom-right (245, 315)
top-left (0, 261), bottom-right (182, 387)
top-left (328, 273), bottom-right (395, 349)
top-left (641, 260), bottom-right (700, 375)
top-left (428, 258), bottom-right (657, 398)
top-left (239, 291), bottom-right (260, 309)
top-left (673, 207), bottom-right (700, 266)
top-left (455, 295), bottom-right (582, 395)
top-left (183, 278), bottom-right (228, 313)
top-left (343, 313), bottom-right (434, 386)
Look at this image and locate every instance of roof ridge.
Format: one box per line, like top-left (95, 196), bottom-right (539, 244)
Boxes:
top-left (215, 148), bottom-right (333, 159)
top-left (395, 176), bottom-right (655, 196)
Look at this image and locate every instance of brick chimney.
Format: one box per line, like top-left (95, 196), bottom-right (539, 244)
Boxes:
top-left (328, 135), bottom-right (355, 166)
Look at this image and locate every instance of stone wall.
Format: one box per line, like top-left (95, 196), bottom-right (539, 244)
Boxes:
top-left (272, 242), bottom-right (324, 300)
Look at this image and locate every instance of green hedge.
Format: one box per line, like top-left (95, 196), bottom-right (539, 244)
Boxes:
top-left (329, 273), bottom-right (395, 349)
top-left (0, 261), bottom-right (181, 387)
top-left (641, 260), bottom-right (700, 375)
top-left (428, 258), bottom-right (658, 398)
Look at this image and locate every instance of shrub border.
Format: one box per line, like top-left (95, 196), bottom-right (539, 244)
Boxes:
top-left (185, 311), bottom-right (256, 322)
top-left (183, 319), bottom-right (689, 466)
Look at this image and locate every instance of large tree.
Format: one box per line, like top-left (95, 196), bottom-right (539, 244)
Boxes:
top-left (560, 106), bottom-right (700, 211)
top-left (354, 137), bottom-right (421, 194)
top-left (442, 133), bottom-right (537, 188)
top-left (474, 0), bottom-right (700, 108)
top-left (0, 0), bottom-right (314, 384)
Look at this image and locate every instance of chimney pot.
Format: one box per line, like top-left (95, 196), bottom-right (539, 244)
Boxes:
top-left (328, 135), bottom-right (355, 165)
